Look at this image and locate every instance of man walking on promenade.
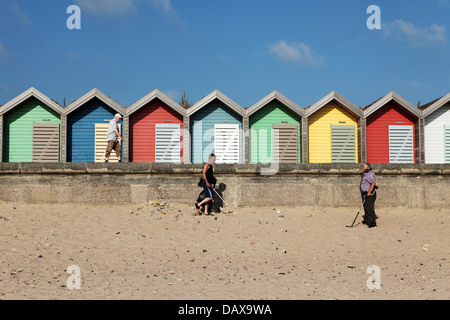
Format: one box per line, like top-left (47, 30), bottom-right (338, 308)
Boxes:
top-left (105, 113), bottom-right (124, 162)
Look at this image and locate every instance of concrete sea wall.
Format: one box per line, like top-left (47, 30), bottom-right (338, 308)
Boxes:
top-left (0, 163), bottom-right (449, 209)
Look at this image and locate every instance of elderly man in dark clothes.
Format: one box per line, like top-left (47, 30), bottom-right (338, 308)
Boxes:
top-left (360, 163), bottom-right (377, 228)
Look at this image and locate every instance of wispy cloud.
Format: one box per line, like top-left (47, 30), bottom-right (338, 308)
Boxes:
top-left (74, 0), bottom-right (137, 16)
top-left (66, 51), bottom-right (81, 65)
top-left (151, 0), bottom-right (174, 14)
top-left (431, 0), bottom-right (450, 7)
top-left (382, 20), bottom-right (447, 48)
top-left (163, 89), bottom-right (181, 102)
top-left (269, 40), bottom-right (323, 67)
top-left (150, 0), bottom-right (183, 26)
top-left (0, 1), bottom-right (31, 27)
top-left (10, 2), bottom-right (31, 26)
top-left (0, 43), bottom-right (9, 58)
top-left (74, 0), bottom-right (180, 20)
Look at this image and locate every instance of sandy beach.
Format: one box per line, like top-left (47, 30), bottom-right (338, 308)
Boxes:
top-left (0, 200), bottom-right (448, 300)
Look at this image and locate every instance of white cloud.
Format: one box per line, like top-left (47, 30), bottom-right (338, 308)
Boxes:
top-left (269, 40), bottom-right (323, 66)
top-left (74, 0), bottom-right (137, 16)
top-left (382, 20), bottom-right (447, 48)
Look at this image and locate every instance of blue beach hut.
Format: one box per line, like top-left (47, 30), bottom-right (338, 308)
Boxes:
top-left (187, 90), bottom-right (245, 164)
top-left (64, 89), bottom-right (126, 162)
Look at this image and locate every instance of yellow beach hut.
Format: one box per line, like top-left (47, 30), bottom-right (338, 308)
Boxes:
top-left (305, 91), bottom-right (363, 163)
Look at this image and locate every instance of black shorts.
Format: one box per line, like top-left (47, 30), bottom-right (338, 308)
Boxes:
top-left (202, 181), bottom-right (214, 199)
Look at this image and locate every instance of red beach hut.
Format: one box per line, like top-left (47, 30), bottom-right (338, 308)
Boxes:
top-left (363, 92), bottom-right (421, 164)
top-left (127, 90), bottom-right (186, 163)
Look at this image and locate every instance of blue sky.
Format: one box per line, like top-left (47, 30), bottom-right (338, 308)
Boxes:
top-left (0, 0), bottom-right (449, 109)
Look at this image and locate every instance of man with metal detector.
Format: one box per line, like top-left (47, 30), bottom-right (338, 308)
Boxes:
top-left (360, 163), bottom-right (378, 228)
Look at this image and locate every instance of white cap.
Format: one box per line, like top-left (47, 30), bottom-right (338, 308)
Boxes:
top-left (115, 113), bottom-right (122, 119)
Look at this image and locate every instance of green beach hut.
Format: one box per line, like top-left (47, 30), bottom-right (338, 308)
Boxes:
top-left (246, 91), bottom-right (305, 163)
top-left (0, 87), bottom-right (64, 162)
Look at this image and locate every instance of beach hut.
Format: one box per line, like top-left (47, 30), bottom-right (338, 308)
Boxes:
top-left (363, 92), bottom-right (421, 164)
top-left (187, 90), bottom-right (245, 164)
top-left (420, 93), bottom-right (450, 164)
top-left (305, 91), bottom-right (362, 163)
top-left (246, 91), bottom-right (304, 163)
top-left (64, 89), bottom-right (126, 162)
top-left (0, 87), bottom-right (63, 162)
top-left (126, 89), bottom-right (186, 163)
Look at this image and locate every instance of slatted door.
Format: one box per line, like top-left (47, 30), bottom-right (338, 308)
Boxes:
top-left (388, 125), bottom-right (414, 163)
top-left (273, 124), bottom-right (298, 163)
top-left (214, 124), bottom-right (240, 164)
top-left (331, 125), bottom-right (356, 163)
top-left (155, 123), bottom-right (181, 163)
top-left (445, 125), bottom-right (450, 164)
top-left (32, 123), bottom-right (60, 162)
top-left (94, 123), bottom-right (121, 162)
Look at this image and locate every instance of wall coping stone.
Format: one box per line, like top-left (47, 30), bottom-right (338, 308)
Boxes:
top-left (0, 163), bottom-right (449, 175)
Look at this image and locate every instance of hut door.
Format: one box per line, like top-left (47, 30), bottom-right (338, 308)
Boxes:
top-left (273, 124), bottom-right (298, 163)
top-left (388, 125), bottom-right (414, 163)
top-left (331, 125), bottom-right (356, 163)
top-left (32, 123), bottom-right (60, 162)
top-left (445, 125), bottom-right (450, 164)
top-left (155, 123), bottom-right (181, 163)
top-left (214, 124), bottom-right (239, 164)
top-left (94, 123), bottom-right (121, 162)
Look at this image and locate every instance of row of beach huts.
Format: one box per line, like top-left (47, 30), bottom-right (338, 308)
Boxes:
top-left (0, 87), bottom-right (449, 164)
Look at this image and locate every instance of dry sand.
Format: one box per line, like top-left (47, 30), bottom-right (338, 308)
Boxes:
top-left (0, 200), bottom-right (448, 300)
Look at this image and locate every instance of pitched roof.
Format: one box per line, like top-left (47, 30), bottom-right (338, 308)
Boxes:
top-left (361, 96), bottom-right (384, 111)
top-left (246, 90), bottom-right (304, 117)
top-left (63, 88), bottom-right (125, 116)
top-left (126, 89), bottom-right (186, 117)
top-left (186, 90), bottom-right (245, 117)
top-left (304, 91), bottom-right (362, 118)
top-left (420, 92), bottom-right (450, 118)
top-left (363, 91), bottom-right (421, 118)
top-left (0, 87), bottom-right (64, 116)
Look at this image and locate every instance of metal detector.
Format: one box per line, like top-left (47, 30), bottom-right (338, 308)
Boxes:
top-left (346, 197), bottom-right (366, 228)
top-left (347, 185), bottom-right (378, 228)
top-left (212, 188), bottom-right (228, 207)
